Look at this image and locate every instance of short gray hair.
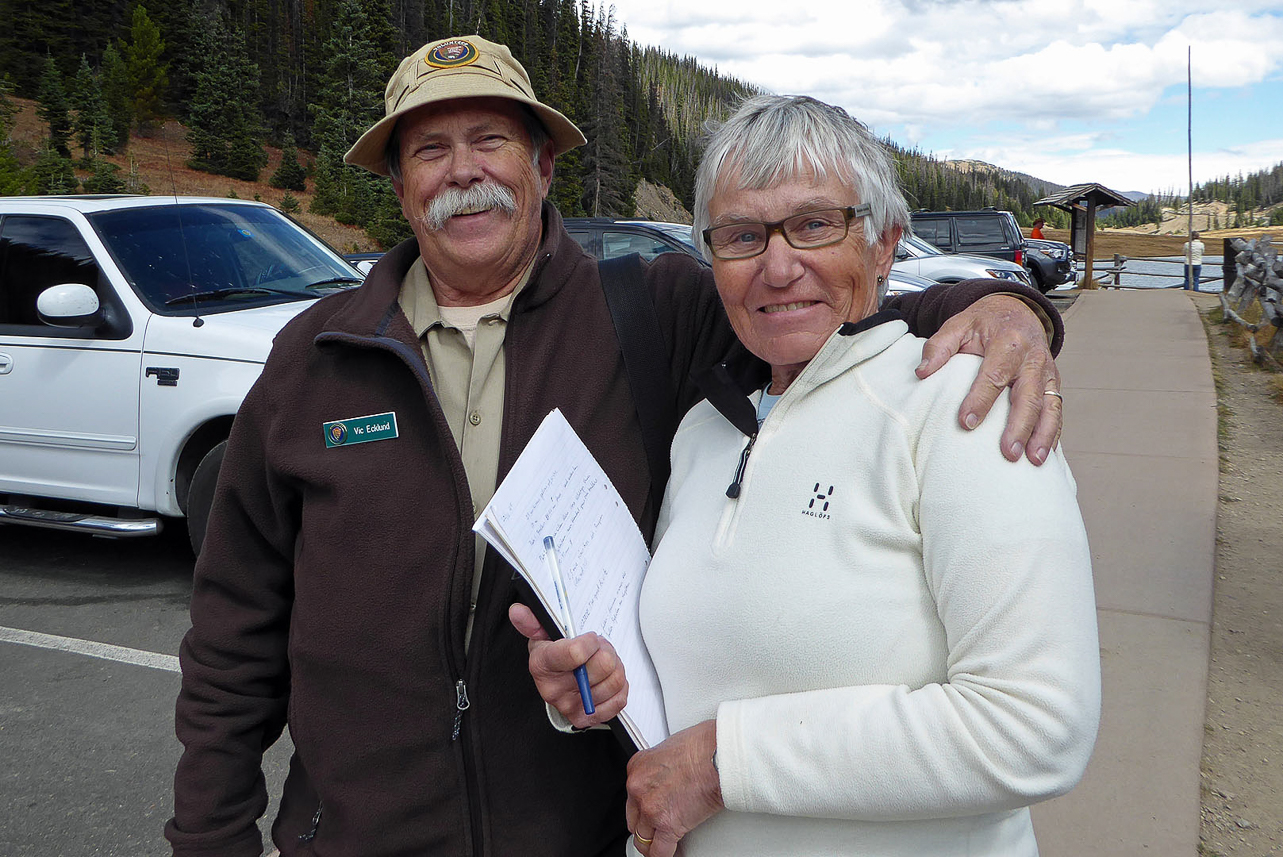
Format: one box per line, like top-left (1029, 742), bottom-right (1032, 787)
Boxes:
top-left (385, 104), bottom-right (553, 184)
top-left (692, 95), bottom-right (910, 263)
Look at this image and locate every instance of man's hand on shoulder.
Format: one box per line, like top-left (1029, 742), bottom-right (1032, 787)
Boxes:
top-left (916, 293), bottom-right (1062, 465)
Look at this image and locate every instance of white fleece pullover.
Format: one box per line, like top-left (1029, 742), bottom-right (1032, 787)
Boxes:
top-left (639, 319), bottom-right (1100, 856)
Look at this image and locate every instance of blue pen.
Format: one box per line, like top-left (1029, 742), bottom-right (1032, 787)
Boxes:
top-left (543, 535), bottom-right (595, 716)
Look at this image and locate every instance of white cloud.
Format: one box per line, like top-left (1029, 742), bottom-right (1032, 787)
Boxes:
top-left (957, 136), bottom-right (1283, 194)
top-left (603, 0), bottom-right (1283, 191)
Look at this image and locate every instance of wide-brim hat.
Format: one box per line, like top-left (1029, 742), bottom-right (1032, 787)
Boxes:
top-left (345, 35), bottom-right (586, 176)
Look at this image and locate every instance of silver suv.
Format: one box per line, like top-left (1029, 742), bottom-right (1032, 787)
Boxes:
top-left (894, 233), bottom-right (1033, 286)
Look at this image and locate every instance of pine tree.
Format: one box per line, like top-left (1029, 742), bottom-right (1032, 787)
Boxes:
top-left (32, 141), bottom-right (78, 193)
top-left (309, 0), bottom-right (408, 247)
top-left (270, 132), bottom-right (308, 191)
top-left (82, 157), bottom-right (126, 193)
top-left (0, 77), bottom-right (33, 194)
top-left (36, 54), bottom-right (73, 157)
top-left (121, 5), bottom-right (169, 132)
top-left (71, 55), bottom-right (116, 158)
top-left (186, 16), bottom-right (268, 181)
top-left (100, 44), bottom-right (132, 151)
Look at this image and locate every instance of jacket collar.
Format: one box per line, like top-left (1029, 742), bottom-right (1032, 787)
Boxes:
top-left (694, 309), bottom-right (905, 437)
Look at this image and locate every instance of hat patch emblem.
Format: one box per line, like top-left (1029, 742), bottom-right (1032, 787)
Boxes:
top-left (426, 39), bottom-right (479, 69)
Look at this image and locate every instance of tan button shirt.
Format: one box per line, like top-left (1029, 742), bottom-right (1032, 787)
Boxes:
top-left (399, 257), bottom-right (534, 648)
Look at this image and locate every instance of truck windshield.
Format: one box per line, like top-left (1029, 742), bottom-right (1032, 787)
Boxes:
top-left (88, 203), bottom-right (361, 314)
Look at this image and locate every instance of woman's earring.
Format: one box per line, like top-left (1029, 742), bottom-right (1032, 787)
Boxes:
top-left (877, 275), bottom-right (885, 285)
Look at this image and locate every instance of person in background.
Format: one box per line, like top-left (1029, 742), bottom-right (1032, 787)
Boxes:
top-left (1030, 217), bottom-right (1046, 239)
top-left (1184, 230), bottom-right (1205, 291)
top-left (522, 95), bottom-right (1100, 857)
top-left (166, 35), bottom-right (1069, 857)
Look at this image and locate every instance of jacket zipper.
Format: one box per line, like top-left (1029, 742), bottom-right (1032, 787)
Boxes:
top-left (452, 679), bottom-right (471, 741)
top-left (297, 802), bottom-right (323, 844)
top-left (315, 326), bottom-right (484, 854)
top-left (715, 431), bottom-right (757, 549)
top-left (724, 432), bottom-right (757, 499)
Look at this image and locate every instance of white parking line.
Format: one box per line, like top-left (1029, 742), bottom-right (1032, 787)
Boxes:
top-left (0, 625), bottom-right (180, 673)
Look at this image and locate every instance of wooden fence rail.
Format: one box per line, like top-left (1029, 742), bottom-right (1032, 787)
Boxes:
top-left (1219, 236), bottom-right (1283, 370)
top-left (1085, 255), bottom-right (1224, 290)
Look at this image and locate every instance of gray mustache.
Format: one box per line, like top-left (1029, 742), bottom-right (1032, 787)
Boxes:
top-left (422, 183), bottom-right (519, 230)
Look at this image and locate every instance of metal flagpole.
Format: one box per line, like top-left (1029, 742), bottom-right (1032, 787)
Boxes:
top-left (1187, 46), bottom-right (1195, 290)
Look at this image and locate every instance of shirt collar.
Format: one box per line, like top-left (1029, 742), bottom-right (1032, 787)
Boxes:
top-left (399, 255), bottom-right (537, 338)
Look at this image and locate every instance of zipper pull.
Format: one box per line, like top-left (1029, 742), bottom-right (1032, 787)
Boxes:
top-left (297, 803), bottom-right (323, 842)
top-left (452, 679), bottom-right (471, 741)
top-left (725, 433), bottom-right (757, 498)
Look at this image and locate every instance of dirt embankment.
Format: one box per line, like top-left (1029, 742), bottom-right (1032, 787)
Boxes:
top-left (6, 97), bottom-right (373, 252)
top-left (1193, 295), bottom-right (1283, 856)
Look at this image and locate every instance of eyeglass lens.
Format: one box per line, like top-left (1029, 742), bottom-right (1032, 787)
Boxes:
top-left (707, 208), bottom-right (853, 259)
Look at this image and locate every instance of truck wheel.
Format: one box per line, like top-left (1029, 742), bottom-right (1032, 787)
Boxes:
top-left (187, 441), bottom-right (227, 557)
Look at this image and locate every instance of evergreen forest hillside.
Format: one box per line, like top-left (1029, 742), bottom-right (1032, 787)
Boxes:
top-left (2, 0), bottom-right (1280, 248)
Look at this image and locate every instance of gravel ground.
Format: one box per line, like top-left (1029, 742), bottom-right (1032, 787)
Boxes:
top-left (1194, 294), bottom-right (1283, 857)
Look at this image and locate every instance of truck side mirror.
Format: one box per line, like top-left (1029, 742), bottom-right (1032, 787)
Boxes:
top-left (36, 283), bottom-right (103, 328)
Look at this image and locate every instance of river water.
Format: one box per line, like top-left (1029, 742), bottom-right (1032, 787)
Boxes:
top-left (1052, 255), bottom-right (1227, 293)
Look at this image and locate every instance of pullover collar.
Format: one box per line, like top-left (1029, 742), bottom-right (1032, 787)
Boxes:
top-left (695, 309), bottom-right (906, 438)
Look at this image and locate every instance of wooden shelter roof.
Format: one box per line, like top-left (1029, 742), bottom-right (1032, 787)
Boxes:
top-left (1033, 183), bottom-right (1136, 210)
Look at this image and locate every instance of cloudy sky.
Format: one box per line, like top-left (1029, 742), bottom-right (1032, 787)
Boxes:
top-left (605, 0), bottom-right (1283, 196)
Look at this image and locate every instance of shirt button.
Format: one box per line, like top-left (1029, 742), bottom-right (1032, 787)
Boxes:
top-left (469, 410), bottom-right (482, 426)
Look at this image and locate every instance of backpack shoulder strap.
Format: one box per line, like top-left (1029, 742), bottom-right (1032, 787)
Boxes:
top-left (598, 254), bottom-right (678, 515)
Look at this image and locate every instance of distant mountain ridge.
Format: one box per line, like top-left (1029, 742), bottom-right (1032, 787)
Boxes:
top-left (944, 158), bottom-right (1069, 201)
top-left (944, 158), bottom-right (1156, 203)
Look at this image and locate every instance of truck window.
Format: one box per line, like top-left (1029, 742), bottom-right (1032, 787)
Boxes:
top-left (955, 216), bottom-right (1009, 248)
top-left (913, 219), bottom-right (949, 249)
top-left (0, 216), bottom-right (101, 330)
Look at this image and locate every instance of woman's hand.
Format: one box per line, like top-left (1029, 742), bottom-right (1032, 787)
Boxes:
top-left (508, 603), bottom-right (628, 729)
top-left (916, 293), bottom-right (1062, 465)
top-left (626, 719), bottom-right (724, 857)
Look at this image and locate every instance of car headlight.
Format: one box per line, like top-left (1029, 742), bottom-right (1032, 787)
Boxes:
top-left (986, 269), bottom-right (1021, 281)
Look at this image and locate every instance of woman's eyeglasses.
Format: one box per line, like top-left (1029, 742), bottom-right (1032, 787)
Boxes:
top-left (702, 204), bottom-right (871, 260)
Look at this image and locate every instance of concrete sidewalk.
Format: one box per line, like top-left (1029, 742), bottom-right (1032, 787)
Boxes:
top-left (1031, 289), bottom-right (1219, 856)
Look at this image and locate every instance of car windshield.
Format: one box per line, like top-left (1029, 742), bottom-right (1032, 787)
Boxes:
top-left (903, 233), bottom-right (943, 256)
top-left (645, 222), bottom-right (699, 251)
top-left (88, 204), bottom-right (361, 314)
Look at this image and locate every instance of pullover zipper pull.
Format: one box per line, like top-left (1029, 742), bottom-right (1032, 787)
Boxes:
top-left (452, 679), bottom-right (471, 741)
top-left (726, 433), bottom-right (757, 498)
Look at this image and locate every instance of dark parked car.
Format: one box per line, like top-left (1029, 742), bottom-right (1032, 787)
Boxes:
top-left (910, 209), bottom-right (1026, 266)
top-left (566, 217), bottom-right (938, 297)
top-left (563, 218), bottom-right (707, 265)
top-left (1023, 238), bottom-right (1075, 292)
top-left (344, 252), bottom-right (384, 276)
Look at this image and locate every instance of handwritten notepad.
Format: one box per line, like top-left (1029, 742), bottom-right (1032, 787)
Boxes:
top-left (474, 408), bottom-right (669, 750)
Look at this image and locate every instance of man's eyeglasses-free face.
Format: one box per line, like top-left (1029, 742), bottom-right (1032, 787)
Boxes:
top-left (703, 204), bottom-right (872, 261)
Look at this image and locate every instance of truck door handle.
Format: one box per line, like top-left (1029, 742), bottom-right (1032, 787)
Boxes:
top-left (0, 353), bottom-right (12, 375)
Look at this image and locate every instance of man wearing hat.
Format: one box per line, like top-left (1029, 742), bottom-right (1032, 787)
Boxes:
top-left (167, 35), bottom-right (1065, 857)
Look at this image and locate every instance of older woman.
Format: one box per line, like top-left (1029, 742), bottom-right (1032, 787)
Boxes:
top-left (524, 95), bottom-right (1099, 857)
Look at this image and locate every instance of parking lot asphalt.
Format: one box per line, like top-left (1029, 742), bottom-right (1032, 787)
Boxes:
top-left (0, 525), bottom-right (289, 856)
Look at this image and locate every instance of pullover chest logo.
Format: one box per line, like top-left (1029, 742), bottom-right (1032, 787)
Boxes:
top-left (803, 483), bottom-right (834, 520)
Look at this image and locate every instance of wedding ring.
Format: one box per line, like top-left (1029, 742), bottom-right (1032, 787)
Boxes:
top-left (635, 833), bottom-right (654, 846)
top-left (1043, 390), bottom-right (1063, 400)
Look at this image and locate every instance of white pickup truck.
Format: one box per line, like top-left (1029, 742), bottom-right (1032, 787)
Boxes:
top-left (0, 195), bottom-right (363, 553)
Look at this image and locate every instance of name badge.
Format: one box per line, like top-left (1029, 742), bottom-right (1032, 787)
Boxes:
top-left (323, 412), bottom-right (399, 448)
